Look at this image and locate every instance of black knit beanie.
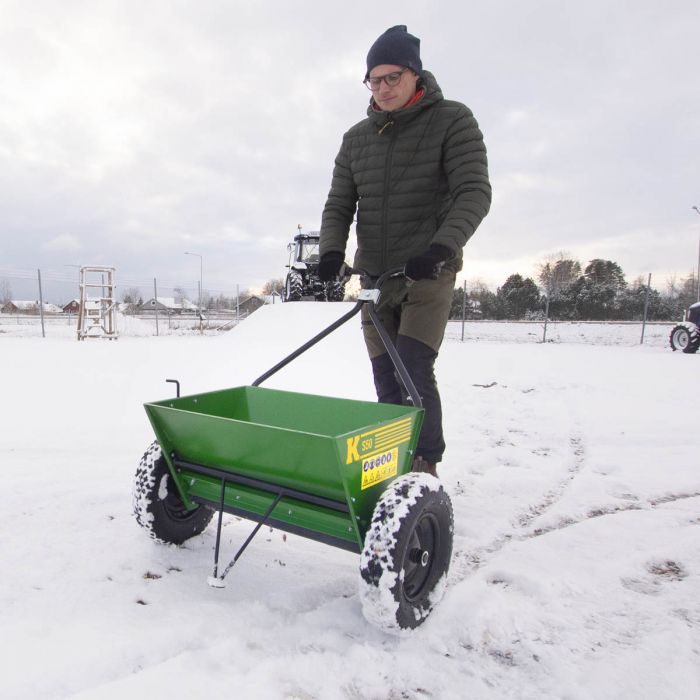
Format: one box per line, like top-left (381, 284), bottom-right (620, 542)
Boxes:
top-left (365, 25), bottom-right (422, 79)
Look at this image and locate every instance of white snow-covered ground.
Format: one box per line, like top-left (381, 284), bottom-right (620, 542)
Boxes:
top-left (1, 304), bottom-right (698, 699)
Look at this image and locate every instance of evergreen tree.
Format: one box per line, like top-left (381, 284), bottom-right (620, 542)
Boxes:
top-left (574, 260), bottom-right (627, 320)
top-left (495, 274), bottom-right (541, 319)
top-left (538, 257), bottom-right (583, 320)
top-left (450, 285), bottom-right (493, 319)
top-left (449, 286), bottom-right (466, 320)
top-left (538, 257), bottom-right (582, 295)
top-left (583, 259), bottom-right (626, 289)
top-left (468, 280), bottom-right (498, 319)
top-left (617, 277), bottom-right (664, 320)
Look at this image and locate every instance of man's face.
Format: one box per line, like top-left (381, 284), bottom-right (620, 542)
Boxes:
top-left (369, 64), bottom-right (419, 112)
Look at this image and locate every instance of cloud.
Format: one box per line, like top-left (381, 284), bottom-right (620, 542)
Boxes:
top-left (1, 0), bottom-right (699, 302)
top-left (42, 234), bottom-right (82, 252)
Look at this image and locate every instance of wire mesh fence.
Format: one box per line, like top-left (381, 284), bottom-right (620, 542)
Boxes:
top-left (0, 266), bottom-right (277, 337)
top-left (0, 266), bottom-right (679, 346)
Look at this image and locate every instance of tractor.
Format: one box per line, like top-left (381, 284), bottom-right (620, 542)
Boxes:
top-left (669, 301), bottom-right (700, 353)
top-left (283, 230), bottom-right (345, 302)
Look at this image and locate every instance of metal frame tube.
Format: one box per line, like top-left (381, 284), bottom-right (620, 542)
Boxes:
top-left (253, 268), bottom-right (422, 408)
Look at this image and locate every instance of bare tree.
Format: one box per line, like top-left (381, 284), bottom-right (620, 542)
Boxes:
top-left (121, 287), bottom-right (141, 304)
top-left (261, 278), bottom-right (285, 296)
top-left (173, 286), bottom-right (189, 304)
top-left (120, 287), bottom-right (142, 314)
top-left (664, 272), bottom-right (696, 317)
top-left (467, 278), bottom-right (492, 295)
top-left (537, 251), bottom-right (582, 295)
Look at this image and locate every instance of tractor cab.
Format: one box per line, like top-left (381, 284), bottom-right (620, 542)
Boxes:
top-left (288, 233), bottom-right (321, 268)
top-left (687, 301), bottom-right (700, 326)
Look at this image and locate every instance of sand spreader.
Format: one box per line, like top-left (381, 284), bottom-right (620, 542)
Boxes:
top-left (133, 271), bottom-right (453, 631)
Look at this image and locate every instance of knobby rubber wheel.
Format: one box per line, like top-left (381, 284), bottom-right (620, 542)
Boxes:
top-left (326, 280), bottom-right (346, 302)
top-left (284, 271), bottom-right (303, 302)
top-left (359, 473), bottom-right (454, 633)
top-left (669, 323), bottom-right (700, 353)
top-left (133, 441), bottom-right (214, 544)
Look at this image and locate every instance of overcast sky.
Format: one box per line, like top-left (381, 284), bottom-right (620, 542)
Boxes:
top-left (1, 0), bottom-right (699, 302)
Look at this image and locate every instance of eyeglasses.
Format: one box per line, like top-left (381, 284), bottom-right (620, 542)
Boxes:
top-left (363, 68), bottom-right (408, 91)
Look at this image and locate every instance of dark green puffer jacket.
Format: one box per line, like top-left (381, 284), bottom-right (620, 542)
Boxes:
top-left (319, 71), bottom-right (491, 277)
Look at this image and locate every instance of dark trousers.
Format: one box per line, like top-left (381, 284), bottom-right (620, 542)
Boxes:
top-left (361, 271), bottom-right (455, 464)
top-left (370, 338), bottom-right (445, 464)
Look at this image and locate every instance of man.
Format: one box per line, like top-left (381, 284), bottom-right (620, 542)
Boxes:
top-left (318, 25), bottom-right (491, 477)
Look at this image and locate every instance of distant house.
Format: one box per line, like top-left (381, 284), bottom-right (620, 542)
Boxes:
top-left (139, 297), bottom-right (199, 314)
top-left (63, 299), bottom-right (80, 314)
top-left (239, 296), bottom-right (265, 315)
top-left (1, 300), bottom-right (63, 314)
top-left (1, 301), bottom-right (21, 313)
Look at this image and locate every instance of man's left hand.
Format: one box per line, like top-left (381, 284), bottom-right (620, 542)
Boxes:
top-left (318, 251), bottom-right (345, 281)
top-left (404, 244), bottom-right (452, 281)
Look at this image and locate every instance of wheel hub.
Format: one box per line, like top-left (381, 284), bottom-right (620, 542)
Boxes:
top-left (403, 513), bottom-right (441, 601)
top-left (409, 548), bottom-right (431, 567)
top-left (674, 330), bottom-right (689, 349)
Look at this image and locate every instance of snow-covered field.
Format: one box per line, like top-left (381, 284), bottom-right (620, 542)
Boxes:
top-left (2, 304), bottom-right (698, 699)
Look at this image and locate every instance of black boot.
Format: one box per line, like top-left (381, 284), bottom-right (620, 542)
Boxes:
top-left (412, 456), bottom-right (438, 478)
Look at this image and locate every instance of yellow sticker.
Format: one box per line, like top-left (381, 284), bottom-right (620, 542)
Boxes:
top-left (346, 417), bottom-right (412, 465)
top-left (360, 447), bottom-right (399, 490)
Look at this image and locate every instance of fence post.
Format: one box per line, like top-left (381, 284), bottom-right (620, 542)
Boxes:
top-left (37, 268), bottom-right (46, 338)
top-left (153, 278), bottom-right (159, 336)
top-left (542, 294), bottom-right (550, 343)
top-left (461, 280), bottom-right (467, 341)
top-left (640, 273), bottom-right (651, 344)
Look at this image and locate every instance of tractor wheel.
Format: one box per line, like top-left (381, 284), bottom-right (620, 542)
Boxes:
top-left (284, 272), bottom-right (303, 302)
top-left (326, 281), bottom-right (346, 302)
top-left (359, 473), bottom-right (453, 633)
top-left (133, 441), bottom-right (214, 544)
top-left (669, 323), bottom-right (700, 354)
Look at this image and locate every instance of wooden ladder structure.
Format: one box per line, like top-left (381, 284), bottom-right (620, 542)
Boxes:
top-left (77, 266), bottom-right (118, 340)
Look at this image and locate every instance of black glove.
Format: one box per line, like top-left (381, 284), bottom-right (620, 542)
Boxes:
top-left (404, 244), bottom-right (452, 281)
top-left (318, 251), bottom-right (345, 281)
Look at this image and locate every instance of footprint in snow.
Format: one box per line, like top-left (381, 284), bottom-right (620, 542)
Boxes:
top-left (647, 559), bottom-right (687, 581)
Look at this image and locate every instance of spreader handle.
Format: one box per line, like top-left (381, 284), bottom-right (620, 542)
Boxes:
top-left (252, 267), bottom-right (423, 410)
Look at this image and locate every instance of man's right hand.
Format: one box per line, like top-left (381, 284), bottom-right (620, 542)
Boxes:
top-left (318, 251), bottom-right (345, 281)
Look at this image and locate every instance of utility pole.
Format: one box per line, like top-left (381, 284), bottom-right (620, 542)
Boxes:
top-left (693, 207), bottom-right (700, 302)
top-left (185, 251), bottom-right (203, 331)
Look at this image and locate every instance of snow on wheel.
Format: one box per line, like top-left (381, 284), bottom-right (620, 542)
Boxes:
top-left (326, 280), bottom-right (346, 302)
top-left (669, 323), bottom-right (700, 353)
top-left (359, 472), bottom-right (453, 633)
top-left (133, 441), bottom-right (214, 544)
top-left (284, 271), bottom-right (303, 302)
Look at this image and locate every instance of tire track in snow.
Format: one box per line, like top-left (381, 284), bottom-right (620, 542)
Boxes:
top-left (449, 432), bottom-right (589, 579)
top-left (513, 434), bottom-right (586, 530)
top-left (526, 490), bottom-right (700, 539)
top-left (450, 469), bottom-right (700, 581)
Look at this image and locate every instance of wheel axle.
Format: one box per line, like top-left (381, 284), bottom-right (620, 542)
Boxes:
top-left (409, 548), bottom-right (431, 567)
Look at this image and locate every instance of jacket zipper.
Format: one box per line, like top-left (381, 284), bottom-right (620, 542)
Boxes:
top-left (380, 120), bottom-right (398, 272)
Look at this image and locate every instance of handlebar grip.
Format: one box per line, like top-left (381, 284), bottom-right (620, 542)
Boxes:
top-left (343, 266), bottom-right (405, 288)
